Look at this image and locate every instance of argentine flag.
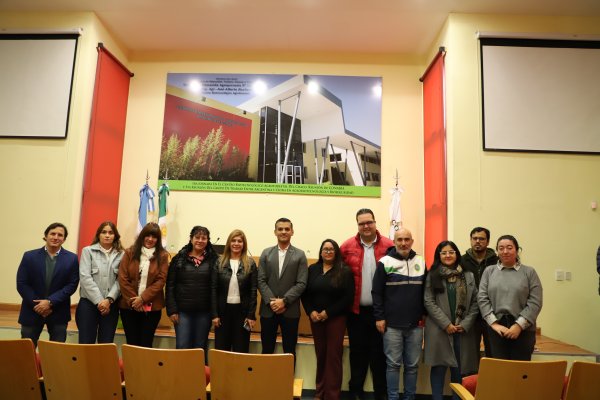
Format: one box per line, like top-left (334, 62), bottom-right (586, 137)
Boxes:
top-left (137, 183), bottom-right (155, 233)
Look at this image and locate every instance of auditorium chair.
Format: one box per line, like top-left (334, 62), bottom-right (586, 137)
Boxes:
top-left (38, 340), bottom-right (123, 400)
top-left (449, 357), bottom-right (567, 400)
top-left (0, 338), bottom-right (43, 400)
top-left (121, 344), bottom-right (207, 400)
top-left (562, 360), bottom-right (600, 400)
top-left (208, 349), bottom-right (303, 399)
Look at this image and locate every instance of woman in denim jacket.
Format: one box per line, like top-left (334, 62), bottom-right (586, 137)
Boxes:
top-left (76, 221), bottom-right (124, 343)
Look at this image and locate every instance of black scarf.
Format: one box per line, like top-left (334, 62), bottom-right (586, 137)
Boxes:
top-left (439, 265), bottom-right (467, 324)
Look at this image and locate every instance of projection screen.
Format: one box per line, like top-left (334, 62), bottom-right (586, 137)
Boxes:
top-left (0, 33), bottom-right (79, 138)
top-left (480, 37), bottom-right (600, 154)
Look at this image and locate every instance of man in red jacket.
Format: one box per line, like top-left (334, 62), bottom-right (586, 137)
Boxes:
top-left (341, 209), bottom-right (394, 400)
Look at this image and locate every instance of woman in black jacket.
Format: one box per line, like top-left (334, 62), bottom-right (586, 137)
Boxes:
top-left (302, 239), bottom-right (354, 400)
top-left (166, 225), bottom-right (218, 351)
top-left (211, 229), bottom-right (257, 353)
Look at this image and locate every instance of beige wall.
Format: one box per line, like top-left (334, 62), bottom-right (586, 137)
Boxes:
top-left (0, 12), bottom-right (128, 303)
top-left (438, 14), bottom-right (600, 354)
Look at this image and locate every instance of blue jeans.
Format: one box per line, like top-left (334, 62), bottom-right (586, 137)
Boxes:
top-left (75, 298), bottom-right (119, 343)
top-left (383, 326), bottom-right (423, 400)
top-left (430, 335), bottom-right (462, 400)
top-left (175, 311), bottom-right (212, 351)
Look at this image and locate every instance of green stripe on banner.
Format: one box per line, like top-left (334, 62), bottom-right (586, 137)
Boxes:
top-left (159, 180), bottom-right (380, 198)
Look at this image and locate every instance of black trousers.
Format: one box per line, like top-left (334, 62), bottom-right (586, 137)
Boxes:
top-left (120, 309), bottom-right (161, 348)
top-left (260, 314), bottom-right (299, 360)
top-left (486, 325), bottom-right (536, 361)
top-left (347, 306), bottom-right (387, 399)
top-left (469, 315), bottom-right (492, 374)
top-left (214, 303), bottom-right (251, 353)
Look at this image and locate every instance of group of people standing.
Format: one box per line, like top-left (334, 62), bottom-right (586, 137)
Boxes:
top-left (15, 221), bottom-right (256, 353)
top-left (349, 214), bottom-right (543, 400)
top-left (16, 212), bottom-right (543, 400)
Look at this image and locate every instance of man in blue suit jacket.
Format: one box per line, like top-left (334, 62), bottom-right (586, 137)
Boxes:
top-left (16, 222), bottom-right (79, 346)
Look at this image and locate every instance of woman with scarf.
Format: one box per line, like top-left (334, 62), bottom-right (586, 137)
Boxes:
top-left (118, 222), bottom-right (169, 347)
top-left (166, 225), bottom-right (218, 351)
top-left (424, 241), bottom-right (479, 400)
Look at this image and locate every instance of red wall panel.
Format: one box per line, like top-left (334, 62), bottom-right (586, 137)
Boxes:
top-left (422, 51), bottom-right (447, 267)
top-left (78, 45), bottom-right (133, 254)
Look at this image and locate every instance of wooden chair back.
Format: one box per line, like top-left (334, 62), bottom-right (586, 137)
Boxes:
top-left (563, 361), bottom-right (600, 400)
top-left (0, 339), bottom-right (42, 400)
top-left (121, 344), bottom-right (206, 400)
top-left (450, 357), bottom-right (567, 400)
top-left (209, 349), bottom-right (294, 400)
top-left (38, 340), bottom-right (123, 400)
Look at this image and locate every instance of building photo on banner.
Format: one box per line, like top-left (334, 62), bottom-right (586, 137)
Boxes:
top-left (158, 73), bottom-right (383, 197)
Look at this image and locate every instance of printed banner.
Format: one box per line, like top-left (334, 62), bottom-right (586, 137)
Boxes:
top-left (159, 73), bottom-right (382, 197)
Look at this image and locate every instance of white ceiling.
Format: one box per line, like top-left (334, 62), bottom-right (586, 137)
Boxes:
top-left (2, 0), bottom-right (600, 56)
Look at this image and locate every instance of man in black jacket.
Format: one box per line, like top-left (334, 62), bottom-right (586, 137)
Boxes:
top-left (372, 228), bottom-right (426, 400)
top-left (596, 245), bottom-right (600, 295)
top-left (461, 227), bottom-right (498, 361)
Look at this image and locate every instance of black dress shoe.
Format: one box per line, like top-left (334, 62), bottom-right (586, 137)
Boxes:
top-left (346, 391), bottom-right (364, 400)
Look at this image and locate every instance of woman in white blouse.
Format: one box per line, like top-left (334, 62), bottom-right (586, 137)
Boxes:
top-left (76, 221), bottom-right (124, 343)
top-left (211, 229), bottom-right (258, 353)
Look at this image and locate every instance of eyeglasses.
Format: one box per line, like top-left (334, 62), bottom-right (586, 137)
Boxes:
top-left (358, 221), bottom-right (375, 227)
top-left (440, 251), bottom-right (456, 256)
top-left (321, 248), bottom-right (335, 253)
top-left (471, 237), bottom-right (487, 242)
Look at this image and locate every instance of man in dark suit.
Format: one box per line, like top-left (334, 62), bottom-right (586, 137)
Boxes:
top-left (16, 222), bottom-right (80, 346)
top-left (257, 217), bottom-right (308, 359)
top-left (461, 226), bottom-right (498, 362)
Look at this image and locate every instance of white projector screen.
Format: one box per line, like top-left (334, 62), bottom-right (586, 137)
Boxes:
top-left (480, 38), bottom-right (600, 154)
top-left (0, 34), bottom-right (78, 138)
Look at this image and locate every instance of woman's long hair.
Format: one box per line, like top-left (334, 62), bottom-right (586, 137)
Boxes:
top-left (178, 225), bottom-right (217, 262)
top-left (91, 221), bottom-right (124, 252)
top-left (219, 229), bottom-right (251, 273)
top-left (317, 239), bottom-right (345, 287)
top-left (429, 240), bottom-right (462, 294)
top-left (131, 222), bottom-right (165, 260)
